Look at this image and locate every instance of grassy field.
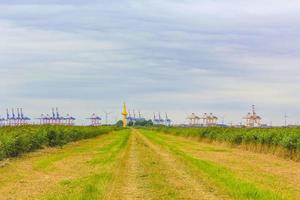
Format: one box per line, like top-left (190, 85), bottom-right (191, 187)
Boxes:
top-left (0, 127), bottom-right (299, 199)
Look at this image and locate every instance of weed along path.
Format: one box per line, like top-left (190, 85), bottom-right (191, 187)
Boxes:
top-left (0, 128), bottom-right (299, 200)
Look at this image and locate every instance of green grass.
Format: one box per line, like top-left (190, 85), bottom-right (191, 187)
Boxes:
top-left (34, 153), bottom-right (69, 171)
top-left (46, 173), bottom-right (113, 200)
top-left (44, 129), bottom-right (130, 200)
top-left (1, 127), bottom-right (297, 199)
top-left (89, 132), bottom-right (129, 166)
top-left (146, 127), bottom-right (300, 160)
top-left (141, 129), bottom-right (287, 200)
top-left (0, 125), bottom-right (120, 160)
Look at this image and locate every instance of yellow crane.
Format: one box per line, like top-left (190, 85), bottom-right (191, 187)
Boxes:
top-left (121, 102), bottom-right (128, 128)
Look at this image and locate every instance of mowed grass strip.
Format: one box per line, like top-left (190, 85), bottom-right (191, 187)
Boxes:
top-left (149, 127), bottom-right (300, 161)
top-left (108, 129), bottom-right (195, 200)
top-left (141, 130), bottom-right (287, 200)
top-left (152, 132), bottom-right (300, 200)
top-left (136, 130), bottom-right (223, 200)
top-left (44, 129), bottom-right (130, 200)
top-left (33, 130), bottom-right (128, 172)
top-left (0, 129), bottom-right (129, 200)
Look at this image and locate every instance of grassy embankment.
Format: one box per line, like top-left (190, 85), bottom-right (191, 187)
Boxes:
top-left (148, 127), bottom-right (300, 161)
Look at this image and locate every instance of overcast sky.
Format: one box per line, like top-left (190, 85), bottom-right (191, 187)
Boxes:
top-left (0, 0), bottom-right (300, 125)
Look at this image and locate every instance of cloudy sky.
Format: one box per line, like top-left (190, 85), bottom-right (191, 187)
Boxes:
top-left (0, 0), bottom-right (300, 125)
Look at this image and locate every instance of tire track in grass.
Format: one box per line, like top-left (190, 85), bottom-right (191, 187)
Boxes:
top-left (108, 129), bottom-right (220, 200)
top-left (141, 129), bottom-right (287, 200)
top-left (109, 129), bottom-right (178, 199)
top-left (106, 129), bottom-right (141, 199)
top-left (137, 130), bottom-right (225, 200)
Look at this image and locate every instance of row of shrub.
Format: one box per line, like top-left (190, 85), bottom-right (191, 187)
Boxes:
top-left (149, 127), bottom-right (300, 160)
top-left (0, 125), bottom-right (120, 161)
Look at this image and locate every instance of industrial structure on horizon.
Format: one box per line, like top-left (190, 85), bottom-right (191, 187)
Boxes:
top-left (122, 103), bottom-right (128, 128)
top-left (0, 104), bottom-right (269, 128)
top-left (37, 108), bottom-right (76, 126)
top-left (120, 103), bottom-right (172, 127)
top-left (153, 112), bottom-right (172, 126)
top-left (0, 108), bottom-right (31, 126)
top-left (87, 113), bottom-right (102, 126)
top-left (185, 105), bottom-right (264, 128)
top-left (243, 105), bottom-right (262, 128)
top-left (127, 110), bottom-right (146, 124)
top-left (186, 113), bottom-right (218, 127)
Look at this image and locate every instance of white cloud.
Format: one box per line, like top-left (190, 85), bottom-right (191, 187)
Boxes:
top-left (0, 0), bottom-right (299, 125)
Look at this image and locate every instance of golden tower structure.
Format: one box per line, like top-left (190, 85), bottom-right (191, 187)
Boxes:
top-left (122, 103), bottom-right (128, 128)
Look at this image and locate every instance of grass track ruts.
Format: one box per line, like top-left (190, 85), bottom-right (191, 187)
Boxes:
top-left (108, 129), bottom-right (221, 199)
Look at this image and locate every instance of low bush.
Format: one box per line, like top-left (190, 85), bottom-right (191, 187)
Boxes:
top-left (0, 125), bottom-right (119, 160)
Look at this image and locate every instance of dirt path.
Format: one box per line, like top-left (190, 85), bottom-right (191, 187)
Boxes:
top-left (141, 129), bottom-right (300, 200)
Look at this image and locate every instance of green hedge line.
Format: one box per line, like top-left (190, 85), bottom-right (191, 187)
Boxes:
top-left (149, 127), bottom-right (300, 153)
top-left (0, 125), bottom-right (120, 160)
